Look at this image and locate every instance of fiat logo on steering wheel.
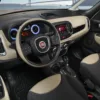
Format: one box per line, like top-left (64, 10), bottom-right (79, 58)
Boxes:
top-left (39, 41), bottom-right (46, 49)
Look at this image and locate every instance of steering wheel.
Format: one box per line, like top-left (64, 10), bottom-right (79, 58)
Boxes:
top-left (16, 19), bottom-right (61, 68)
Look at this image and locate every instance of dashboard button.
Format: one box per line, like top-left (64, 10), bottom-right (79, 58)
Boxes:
top-left (63, 43), bottom-right (68, 48)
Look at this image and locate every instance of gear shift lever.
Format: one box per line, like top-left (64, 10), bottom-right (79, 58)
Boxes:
top-left (60, 56), bottom-right (76, 77)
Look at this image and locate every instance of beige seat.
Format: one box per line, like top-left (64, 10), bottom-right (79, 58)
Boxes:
top-left (27, 74), bottom-right (88, 100)
top-left (80, 53), bottom-right (100, 86)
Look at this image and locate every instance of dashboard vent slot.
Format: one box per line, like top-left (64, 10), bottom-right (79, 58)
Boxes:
top-left (73, 25), bottom-right (85, 33)
top-left (40, 13), bottom-right (58, 19)
top-left (87, 17), bottom-right (90, 29)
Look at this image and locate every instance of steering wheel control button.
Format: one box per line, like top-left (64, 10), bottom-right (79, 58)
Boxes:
top-left (63, 43), bottom-right (68, 49)
top-left (21, 44), bottom-right (32, 56)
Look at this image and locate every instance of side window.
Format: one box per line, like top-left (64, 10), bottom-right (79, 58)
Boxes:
top-left (78, 0), bottom-right (100, 10)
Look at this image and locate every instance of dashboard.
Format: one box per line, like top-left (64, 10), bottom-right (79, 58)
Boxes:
top-left (9, 21), bottom-right (73, 42)
top-left (0, 9), bottom-right (90, 63)
top-left (8, 16), bottom-right (89, 44)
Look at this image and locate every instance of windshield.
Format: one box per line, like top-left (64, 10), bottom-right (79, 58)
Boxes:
top-left (0, 0), bottom-right (99, 15)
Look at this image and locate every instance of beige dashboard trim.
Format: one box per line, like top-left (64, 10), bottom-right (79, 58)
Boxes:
top-left (0, 30), bottom-right (17, 61)
top-left (48, 16), bottom-right (89, 44)
top-left (94, 34), bottom-right (100, 45)
top-left (0, 76), bottom-right (10, 100)
top-left (30, 74), bottom-right (61, 94)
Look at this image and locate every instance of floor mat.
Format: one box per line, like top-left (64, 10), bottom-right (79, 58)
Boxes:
top-left (4, 65), bottom-right (47, 100)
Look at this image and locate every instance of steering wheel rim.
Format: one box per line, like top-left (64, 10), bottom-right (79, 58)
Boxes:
top-left (16, 18), bottom-right (61, 68)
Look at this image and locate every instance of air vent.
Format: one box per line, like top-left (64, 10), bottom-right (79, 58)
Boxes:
top-left (87, 17), bottom-right (90, 29)
top-left (67, 22), bottom-right (73, 34)
top-left (40, 13), bottom-right (58, 19)
top-left (73, 25), bottom-right (85, 33)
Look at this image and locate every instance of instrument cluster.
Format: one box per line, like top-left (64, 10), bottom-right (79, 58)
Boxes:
top-left (9, 23), bottom-right (46, 41)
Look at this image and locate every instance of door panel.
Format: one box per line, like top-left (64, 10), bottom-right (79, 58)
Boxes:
top-left (82, 19), bottom-right (100, 54)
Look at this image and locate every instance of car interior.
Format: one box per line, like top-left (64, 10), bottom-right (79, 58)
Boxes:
top-left (1, 1), bottom-right (100, 100)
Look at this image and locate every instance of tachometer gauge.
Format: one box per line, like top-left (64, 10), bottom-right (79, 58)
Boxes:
top-left (31, 24), bottom-right (40, 35)
top-left (10, 28), bottom-right (18, 40)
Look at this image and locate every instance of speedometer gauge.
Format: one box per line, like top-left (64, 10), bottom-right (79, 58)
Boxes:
top-left (10, 28), bottom-right (18, 40)
top-left (31, 24), bottom-right (40, 35)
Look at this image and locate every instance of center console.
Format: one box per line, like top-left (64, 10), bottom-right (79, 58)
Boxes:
top-left (51, 55), bottom-right (76, 78)
top-left (54, 21), bottom-right (73, 40)
top-left (50, 22), bottom-right (76, 77)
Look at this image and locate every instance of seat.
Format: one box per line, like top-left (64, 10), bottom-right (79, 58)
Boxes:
top-left (80, 53), bottom-right (100, 87)
top-left (27, 74), bottom-right (88, 100)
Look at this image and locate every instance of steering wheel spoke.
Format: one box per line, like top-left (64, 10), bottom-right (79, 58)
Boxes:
top-left (50, 36), bottom-right (60, 46)
top-left (38, 53), bottom-right (51, 64)
top-left (45, 31), bottom-right (60, 46)
top-left (21, 43), bottom-right (32, 56)
top-left (45, 31), bottom-right (54, 36)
